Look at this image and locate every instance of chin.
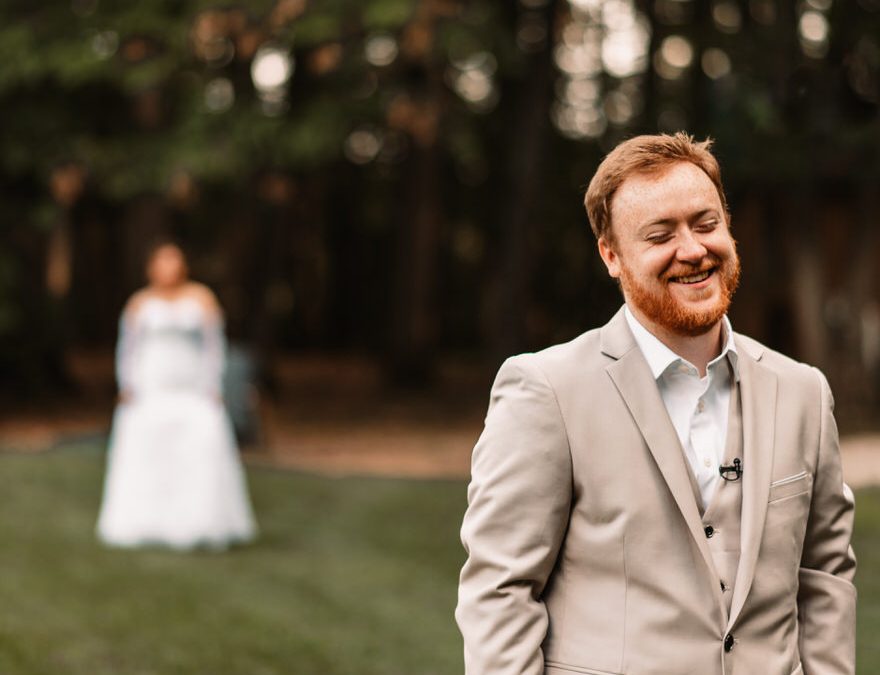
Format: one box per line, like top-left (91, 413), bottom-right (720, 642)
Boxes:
top-left (666, 301), bottom-right (727, 335)
top-left (678, 300), bottom-right (720, 316)
top-left (672, 318), bottom-right (721, 337)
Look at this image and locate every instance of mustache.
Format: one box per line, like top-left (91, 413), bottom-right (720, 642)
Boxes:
top-left (663, 261), bottom-right (720, 281)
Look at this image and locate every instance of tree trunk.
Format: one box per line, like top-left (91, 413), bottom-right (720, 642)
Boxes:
top-left (390, 140), bottom-right (443, 385)
top-left (786, 188), bottom-right (826, 368)
top-left (487, 0), bottom-right (558, 361)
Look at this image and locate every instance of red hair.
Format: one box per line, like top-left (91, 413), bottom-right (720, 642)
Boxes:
top-left (584, 132), bottom-right (729, 241)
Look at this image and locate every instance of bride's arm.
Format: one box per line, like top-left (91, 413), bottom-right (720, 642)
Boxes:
top-left (189, 283), bottom-right (226, 399)
top-left (202, 307), bottom-right (227, 400)
top-left (115, 295), bottom-right (145, 400)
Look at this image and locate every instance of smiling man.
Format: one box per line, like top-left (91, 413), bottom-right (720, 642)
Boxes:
top-left (456, 133), bottom-right (856, 675)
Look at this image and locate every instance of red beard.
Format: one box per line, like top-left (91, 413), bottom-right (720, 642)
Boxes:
top-left (619, 254), bottom-right (741, 337)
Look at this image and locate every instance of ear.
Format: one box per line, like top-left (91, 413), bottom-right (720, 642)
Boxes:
top-left (597, 236), bottom-right (622, 279)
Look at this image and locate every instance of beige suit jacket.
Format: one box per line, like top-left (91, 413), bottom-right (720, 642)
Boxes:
top-left (457, 307), bottom-right (856, 675)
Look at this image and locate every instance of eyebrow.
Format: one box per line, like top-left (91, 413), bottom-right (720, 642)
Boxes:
top-left (637, 209), bottom-right (721, 234)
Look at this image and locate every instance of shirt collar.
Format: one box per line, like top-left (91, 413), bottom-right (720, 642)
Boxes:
top-left (623, 305), bottom-right (739, 382)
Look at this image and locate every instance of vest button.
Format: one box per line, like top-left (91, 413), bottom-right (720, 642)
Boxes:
top-left (704, 525), bottom-right (715, 538)
top-left (720, 581), bottom-right (727, 592)
top-left (724, 634), bottom-right (735, 652)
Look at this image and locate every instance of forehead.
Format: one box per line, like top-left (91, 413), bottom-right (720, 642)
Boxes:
top-left (610, 161), bottom-right (722, 232)
top-left (152, 245), bottom-right (183, 260)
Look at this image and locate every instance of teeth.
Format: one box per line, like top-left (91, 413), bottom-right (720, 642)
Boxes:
top-left (676, 270), bottom-right (711, 284)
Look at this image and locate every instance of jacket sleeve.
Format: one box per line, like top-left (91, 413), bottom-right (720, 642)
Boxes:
top-left (456, 355), bottom-right (572, 675)
top-left (797, 368), bottom-right (857, 674)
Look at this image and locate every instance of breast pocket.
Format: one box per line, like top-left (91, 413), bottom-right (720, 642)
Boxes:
top-left (758, 471), bottom-right (813, 597)
top-left (765, 471), bottom-right (813, 540)
top-left (768, 471), bottom-right (812, 503)
top-left (545, 663), bottom-right (622, 675)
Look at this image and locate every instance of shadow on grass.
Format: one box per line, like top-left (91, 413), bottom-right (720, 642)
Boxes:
top-left (1, 446), bottom-right (877, 674)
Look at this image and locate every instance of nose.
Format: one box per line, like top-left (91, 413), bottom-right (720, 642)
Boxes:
top-left (676, 230), bottom-right (707, 263)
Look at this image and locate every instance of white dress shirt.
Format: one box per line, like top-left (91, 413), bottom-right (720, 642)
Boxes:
top-left (624, 306), bottom-right (739, 508)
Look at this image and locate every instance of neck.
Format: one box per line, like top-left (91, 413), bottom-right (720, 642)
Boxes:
top-left (151, 281), bottom-right (188, 297)
top-left (629, 305), bottom-right (724, 377)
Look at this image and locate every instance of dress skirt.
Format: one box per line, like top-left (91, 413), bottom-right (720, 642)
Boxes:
top-left (96, 390), bottom-right (258, 550)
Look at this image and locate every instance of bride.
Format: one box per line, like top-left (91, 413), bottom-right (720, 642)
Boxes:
top-left (96, 241), bottom-right (258, 549)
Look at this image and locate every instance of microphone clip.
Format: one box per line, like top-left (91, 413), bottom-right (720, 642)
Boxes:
top-left (719, 458), bottom-right (743, 482)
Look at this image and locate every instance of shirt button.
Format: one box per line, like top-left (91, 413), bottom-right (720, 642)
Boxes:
top-left (697, 400), bottom-right (705, 412)
top-left (724, 633), bottom-right (735, 652)
top-left (703, 458), bottom-right (712, 468)
top-left (704, 525), bottom-right (715, 538)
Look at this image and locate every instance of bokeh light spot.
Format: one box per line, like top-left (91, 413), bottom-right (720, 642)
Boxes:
top-left (345, 128), bottom-right (383, 164)
top-left (799, 10), bottom-right (830, 57)
top-left (661, 35), bottom-right (693, 68)
top-left (91, 30), bottom-right (119, 59)
top-left (365, 33), bottom-right (398, 67)
top-left (251, 45), bottom-right (294, 93)
top-left (601, 18), bottom-right (651, 78)
top-left (604, 89), bottom-right (635, 125)
top-left (655, 35), bottom-right (694, 79)
top-left (701, 48), bottom-right (732, 79)
top-left (204, 77), bottom-right (235, 113)
top-left (448, 52), bottom-right (499, 112)
top-left (712, 1), bottom-right (742, 33)
top-left (799, 10), bottom-right (829, 43)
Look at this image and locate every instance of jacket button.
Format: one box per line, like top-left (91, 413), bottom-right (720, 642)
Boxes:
top-left (704, 525), bottom-right (715, 538)
top-left (724, 634), bottom-right (735, 652)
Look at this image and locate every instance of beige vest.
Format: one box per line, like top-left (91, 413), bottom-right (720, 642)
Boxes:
top-left (686, 381), bottom-right (744, 617)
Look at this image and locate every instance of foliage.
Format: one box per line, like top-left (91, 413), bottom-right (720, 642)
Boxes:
top-left (0, 0), bottom-right (524, 198)
top-left (2, 1), bottom-right (880, 391)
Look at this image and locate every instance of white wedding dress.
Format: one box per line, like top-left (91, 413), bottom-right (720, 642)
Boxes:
top-left (96, 295), bottom-right (258, 549)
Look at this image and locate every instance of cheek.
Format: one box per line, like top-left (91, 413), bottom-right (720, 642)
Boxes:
top-left (615, 240), bottom-right (682, 281)
top-left (635, 251), bottom-right (676, 280)
top-left (707, 232), bottom-right (736, 258)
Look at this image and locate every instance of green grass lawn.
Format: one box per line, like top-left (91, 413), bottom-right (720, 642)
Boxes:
top-left (1, 447), bottom-right (467, 675)
top-left (1, 447), bottom-right (878, 674)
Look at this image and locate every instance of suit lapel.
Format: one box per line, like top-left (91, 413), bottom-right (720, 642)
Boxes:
top-left (601, 310), bottom-right (725, 614)
top-left (727, 337), bottom-right (776, 627)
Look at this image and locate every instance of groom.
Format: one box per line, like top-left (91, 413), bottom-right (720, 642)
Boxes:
top-left (456, 133), bottom-right (856, 674)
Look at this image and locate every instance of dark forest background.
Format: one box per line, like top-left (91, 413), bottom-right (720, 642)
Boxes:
top-left (2, 0), bottom-right (880, 425)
